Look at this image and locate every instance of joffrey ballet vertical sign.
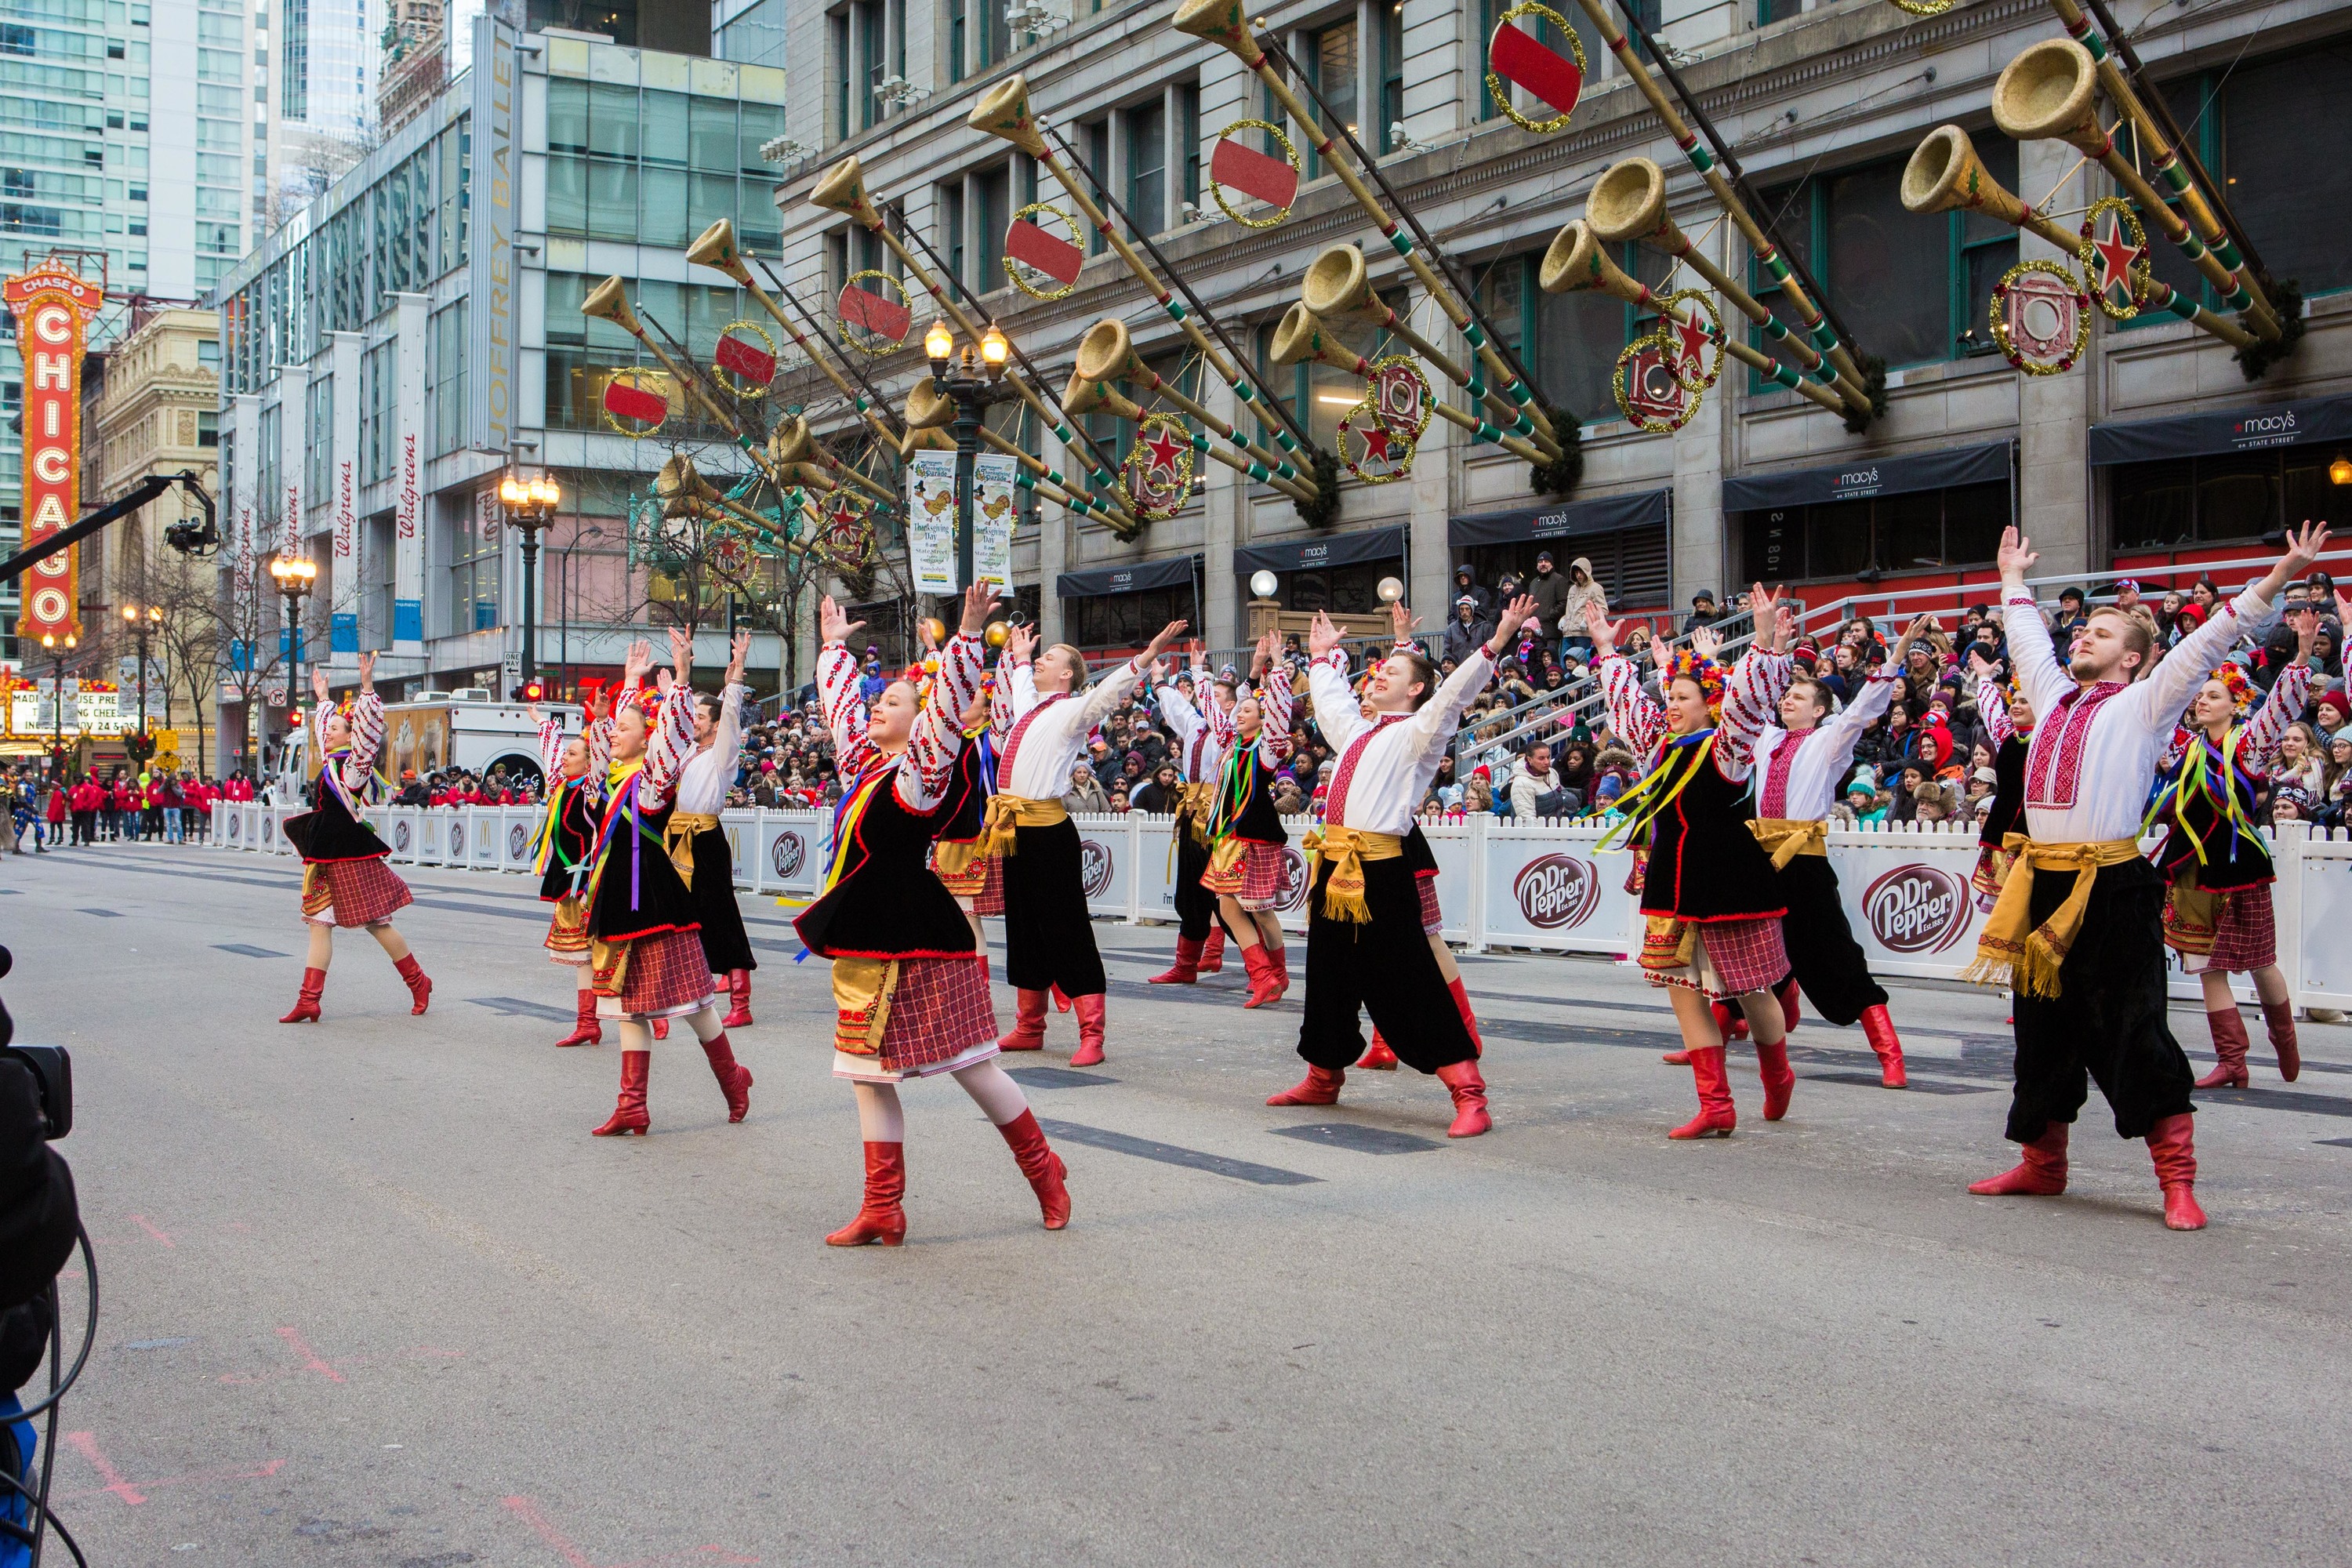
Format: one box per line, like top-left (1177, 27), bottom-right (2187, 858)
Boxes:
top-left (470, 13), bottom-right (518, 453)
top-left (5, 263), bottom-right (103, 642)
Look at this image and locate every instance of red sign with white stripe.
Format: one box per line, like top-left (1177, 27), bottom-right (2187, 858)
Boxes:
top-left (1490, 23), bottom-right (1584, 118)
top-left (1005, 218), bottom-right (1085, 286)
top-left (838, 284), bottom-right (912, 343)
top-left (1210, 138), bottom-right (1298, 211)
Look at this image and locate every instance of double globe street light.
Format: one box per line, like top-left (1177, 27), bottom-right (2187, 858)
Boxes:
top-left (924, 318), bottom-right (1011, 590)
top-left (496, 470), bottom-right (563, 698)
top-left (269, 553), bottom-right (317, 753)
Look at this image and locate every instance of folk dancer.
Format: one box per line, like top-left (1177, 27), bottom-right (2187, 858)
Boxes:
top-left (930, 622), bottom-right (1011, 940)
top-left (2149, 600), bottom-right (2326, 1087)
top-left (1148, 645), bottom-right (1241, 984)
top-left (583, 631), bottom-right (755, 1137)
top-left (531, 695), bottom-right (605, 1047)
top-left (1966, 650), bottom-right (2035, 903)
top-left (278, 655), bottom-right (432, 1023)
top-left (985, 618), bottom-right (1192, 1066)
top-left (1962, 522), bottom-right (2327, 1230)
top-left (1199, 630), bottom-right (1298, 1007)
top-left (1266, 600), bottom-right (1538, 1138)
top-left (675, 630), bottom-right (760, 1029)
top-left (1730, 613), bottom-right (1936, 1090)
top-left (797, 589), bottom-right (1070, 1246)
top-left (1588, 593), bottom-right (1795, 1138)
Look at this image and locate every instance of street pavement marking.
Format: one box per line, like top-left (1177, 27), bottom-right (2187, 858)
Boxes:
top-left (213, 943), bottom-right (289, 958)
top-left (1004, 1065), bottom-right (1116, 1090)
top-left (1036, 1118), bottom-right (1321, 1185)
top-left (1803, 1069), bottom-right (1994, 1095)
top-left (77, 907), bottom-right (124, 916)
top-left (1269, 1121), bottom-right (1443, 1154)
top-left (470, 996), bottom-right (579, 1022)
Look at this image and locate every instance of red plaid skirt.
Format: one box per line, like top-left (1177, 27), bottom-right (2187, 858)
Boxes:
top-left (833, 954), bottom-right (1000, 1081)
top-left (545, 894), bottom-right (591, 966)
top-left (1201, 839), bottom-right (1285, 909)
top-left (2204, 886), bottom-right (2278, 974)
top-left (597, 927), bottom-right (713, 1019)
top-left (301, 856), bottom-right (412, 928)
top-left (1643, 916), bottom-right (1788, 1001)
top-left (1417, 872), bottom-right (1443, 936)
top-left (934, 844), bottom-right (1005, 916)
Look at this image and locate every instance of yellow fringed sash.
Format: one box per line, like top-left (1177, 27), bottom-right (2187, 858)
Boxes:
top-left (829, 955), bottom-right (901, 1054)
top-left (1174, 779), bottom-right (1218, 847)
top-left (978, 793), bottom-right (1069, 859)
top-left (2161, 869), bottom-right (2221, 960)
top-left (1748, 817), bottom-right (1829, 869)
top-left (661, 811), bottom-right (720, 891)
top-left (1299, 823), bottom-right (1404, 923)
top-left (1959, 835), bottom-right (2142, 998)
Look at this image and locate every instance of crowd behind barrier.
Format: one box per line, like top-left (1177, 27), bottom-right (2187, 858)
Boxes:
top-left (210, 803), bottom-right (2352, 1012)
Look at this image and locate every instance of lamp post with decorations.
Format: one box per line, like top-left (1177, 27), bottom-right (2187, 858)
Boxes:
top-left (924, 318), bottom-right (1011, 591)
top-left (496, 469), bottom-right (562, 697)
top-left (40, 631), bottom-right (76, 779)
top-left (269, 551), bottom-right (318, 764)
top-left (120, 599), bottom-right (164, 757)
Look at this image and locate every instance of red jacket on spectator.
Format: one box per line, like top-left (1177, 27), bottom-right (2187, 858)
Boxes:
top-left (45, 788), bottom-right (67, 824)
top-left (111, 780), bottom-right (135, 811)
top-left (71, 781), bottom-right (100, 812)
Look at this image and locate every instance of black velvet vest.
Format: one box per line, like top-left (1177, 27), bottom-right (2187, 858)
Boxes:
top-left (285, 778), bottom-right (388, 864)
top-left (1640, 750), bottom-right (1785, 922)
top-left (587, 787), bottom-right (699, 942)
top-left (793, 767), bottom-right (980, 960)
top-left (538, 781), bottom-right (602, 902)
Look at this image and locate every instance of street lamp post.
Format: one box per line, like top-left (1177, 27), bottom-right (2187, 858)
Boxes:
top-left (39, 631), bottom-right (76, 779)
top-left (269, 551), bottom-right (318, 761)
top-left (120, 601), bottom-right (164, 749)
top-left (924, 318), bottom-right (1011, 593)
top-left (497, 470), bottom-right (562, 695)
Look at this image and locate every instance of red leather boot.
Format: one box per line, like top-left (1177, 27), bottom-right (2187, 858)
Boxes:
top-left (592, 1051), bottom-right (651, 1137)
top-left (1267, 1062), bottom-right (1345, 1106)
top-left (1069, 992), bottom-right (1107, 1067)
top-left (998, 989), bottom-right (1047, 1051)
top-left (1271, 943), bottom-right (1289, 992)
top-left (1448, 977), bottom-right (1483, 1056)
top-left (278, 967), bottom-right (325, 1024)
top-left (826, 1142), bottom-right (907, 1246)
top-left (652, 1017), bottom-right (670, 1040)
top-left (699, 1029), bottom-right (753, 1122)
top-left (1755, 1035), bottom-right (1795, 1121)
top-left (1240, 944), bottom-right (1285, 1008)
top-left (2259, 999), bottom-right (2300, 1083)
top-left (1199, 925), bottom-right (1227, 974)
top-left (1968, 1124), bottom-right (2068, 1195)
top-left (996, 1109), bottom-right (1070, 1229)
top-left (1773, 976), bottom-right (1801, 1034)
top-left (1668, 1044), bottom-right (1737, 1139)
top-left (2195, 1008), bottom-right (2250, 1090)
top-left (722, 969), bottom-right (754, 1029)
top-left (2147, 1112), bottom-right (2206, 1229)
top-left (1149, 936), bottom-right (1204, 985)
top-left (1435, 1058), bottom-right (1492, 1138)
top-left (1356, 1029), bottom-right (1399, 1069)
top-left (1860, 1004), bottom-right (1907, 1088)
top-left (555, 989), bottom-right (602, 1047)
top-left (394, 953), bottom-right (431, 1015)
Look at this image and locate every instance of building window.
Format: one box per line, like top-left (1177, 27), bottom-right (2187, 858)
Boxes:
top-left (1479, 245), bottom-right (1668, 424)
top-left (941, 180), bottom-right (966, 289)
top-left (831, 10), bottom-right (851, 136)
top-left (948, 0), bottom-right (965, 85)
top-left (1083, 120), bottom-right (1110, 255)
top-left (1377, 2), bottom-right (1404, 154)
top-left (1301, 16), bottom-right (1358, 182)
top-left (1758, 0), bottom-right (1801, 23)
top-left (975, 165), bottom-right (1008, 293)
top-left (448, 492), bottom-right (501, 637)
top-left (2112, 446), bottom-right (2342, 550)
top-left (1124, 97), bottom-right (1165, 238)
top-left (1177, 84), bottom-right (1200, 215)
top-left (430, 301), bottom-right (467, 456)
top-left (858, 0), bottom-right (884, 131)
top-left (1738, 481), bottom-right (2009, 583)
top-left (359, 340), bottom-right (392, 485)
top-left (303, 374), bottom-right (333, 507)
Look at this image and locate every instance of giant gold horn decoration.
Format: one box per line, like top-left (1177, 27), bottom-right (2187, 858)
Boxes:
top-left (1584, 158), bottom-right (1867, 412)
top-left (808, 154), bottom-right (885, 227)
top-left (905, 379), bottom-right (955, 430)
top-left (582, 275), bottom-right (642, 335)
top-left (1073, 319), bottom-right (1314, 503)
top-left (654, 453), bottom-right (773, 533)
top-left (765, 410), bottom-right (893, 504)
top-left (583, 274), bottom-right (800, 477)
top-left (687, 218), bottom-right (906, 449)
top-left (968, 75), bottom-right (1319, 492)
top-left (1994, 39), bottom-right (2278, 340)
top-left (1272, 302), bottom-right (1548, 464)
top-left (1541, 223), bottom-right (1846, 416)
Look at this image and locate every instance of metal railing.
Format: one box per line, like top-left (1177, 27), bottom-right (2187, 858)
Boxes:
top-left (1797, 547), bottom-right (2352, 637)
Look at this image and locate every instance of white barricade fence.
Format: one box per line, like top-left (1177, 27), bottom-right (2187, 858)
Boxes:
top-left (1134, 817), bottom-right (1179, 924)
top-left (498, 806), bottom-right (539, 873)
top-left (1476, 820), bottom-right (1639, 956)
top-left (1822, 820), bottom-right (1992, 982)
top-left (757, 811), bottom-right (829, 902)
top-left (1075, 813), bottom-right (1136, 920)
top-left (468, 807), bottom-right (503, 871)
top-left (724, 809), bottom-right (757, 887)
top-left (387, 807), bottom-right (419, 863)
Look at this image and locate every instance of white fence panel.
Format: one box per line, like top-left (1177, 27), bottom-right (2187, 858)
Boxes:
top-left (497, 807), bottom-right (538, 873)
top-left (760, 811), bottom-right (828, 902)
top-left (1825, 820), bottom-right (1991, 981)
top-left (1477, 820), bottom-right (1636, 955)
top-left (723, 809), bottom-right (757, 886)
top-left (1076, 813), bottom-right (1135, 920)
top-left (1419, 818), bottom-right (1478, 947)
top-left (2294, 828), bottom-right (2352, 1011)
top-left (466, 807), bottom-right (501, 870)
top-left (387, 807), bottom-right (419, 864)
top-left (1134, 818), bottom-right (1179, 924)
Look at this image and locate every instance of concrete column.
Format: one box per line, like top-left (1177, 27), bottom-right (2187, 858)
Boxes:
top-left (392, 293), bottom-right (430, 654)
top-left (1203, 372), bottom-right (1241, 650)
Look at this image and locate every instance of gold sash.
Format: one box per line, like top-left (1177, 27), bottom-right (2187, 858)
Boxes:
top-left (829, 955), bottom-right (900, 1055)
top-left (1176, 779), bottom-right (1218, 846)
top-left (1748, 817), bottom-right (1829, 869)
top-left (662, 811), bottom-right (720, 891)
top-left (978, 793), bottom-right (1069, 859)
top-left (1960, 835), bottom-right (2142, 998)
top-left (1299, 824), bottom-right (1404, 924)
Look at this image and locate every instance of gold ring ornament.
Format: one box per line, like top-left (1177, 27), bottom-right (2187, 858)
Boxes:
top-left (710, 318), bottom-right (780, 399)
top-left (1338, 397), bottom-right (1416, 485)
top-left (1486, 3), bottom-right (1588, 136)
top-left (1365, 352), bottom-right (1433, 443)
top-left (598, 366), bottom-right (673, 438)
top-left (1122, 411), bottom-right (1198, 521)
top-left (837, 269), bottom-right (914, 357)
top-left (815, 490), bottom-right (876, 571)
top-left (2077, 195), bottom-right (2151, 324)
top-left (1207, 118), bottom-right (1302, 229)
top-left (1887, 0), bottom-right (1957, 14)
top-left (1613, 331), bottom-right (1699, 434)
top-left (1989, 258), bottom-right (2090, 376)
top-left (1656, 288), bottom-right (1726, 393)
top-left (1004, 200), bottom-right (1088, 300)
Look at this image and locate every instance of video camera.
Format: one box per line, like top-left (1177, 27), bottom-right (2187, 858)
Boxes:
top-left (0, 950), bottom-right (67, 1141)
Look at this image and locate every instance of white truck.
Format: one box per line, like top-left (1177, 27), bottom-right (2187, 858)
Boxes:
top-left (278, 688), bottom-right (585, 793)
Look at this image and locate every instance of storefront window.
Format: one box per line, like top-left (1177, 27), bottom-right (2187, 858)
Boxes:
top-left (1070, 586), bottom-right (1192, 650)
top-left (1736, 479), bottom-right (2009, 581)
top-left (2112, 447), bottom-right (2337, 547)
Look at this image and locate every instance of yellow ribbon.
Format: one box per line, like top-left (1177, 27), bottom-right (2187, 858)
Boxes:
top-left (1300, 823), bottom-right (1404, 924)
top-left (1959, 835), bottom-right (2143, 998)
top-left (978, 793), bottom-right (1069, 859)
top-left (1748, 817), bottom-right (1829, 869)
top-left (662, 811), bottom-right (720, 891)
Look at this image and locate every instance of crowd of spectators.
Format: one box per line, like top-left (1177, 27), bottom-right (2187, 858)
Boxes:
top-left (5, 761), bottom-right (245, 852)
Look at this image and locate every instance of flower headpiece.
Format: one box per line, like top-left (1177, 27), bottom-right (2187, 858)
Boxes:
top-left (2212, 661), bottom-right (2254, 715)
top-left (895, 652), bottom-right (942, 702)
top-left (1661, 647), bottom-right (1726, 717)
top-left (622, 685), bottom-right (666, 717)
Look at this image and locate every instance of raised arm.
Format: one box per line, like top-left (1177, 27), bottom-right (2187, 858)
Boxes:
top-left (1970, 652), bottom-right (2014, 748)
top-left (1993, 528), bottom-right (2074, 717)
top-left (999, 623), bottom-right (1039, 717)
top-left (1821, 615), bottom-right (1926, 748)
top-left (897, 586), bottom-right (996, 808)
top-left (1153, 671), bottom-right (1204, 749)
top-left (816, 598), bottom-right (879, 778)
top-left (2137, 521), bottom-right (2324, 724)
top-left (1303, 611), bottom-right (1370, 753)
top-left (1717, 646), bottom-right (1794, 774)
top-left (1256, 658), bottom-right (1298, 761)
top-left (535, 706), bottom-right (564, 778)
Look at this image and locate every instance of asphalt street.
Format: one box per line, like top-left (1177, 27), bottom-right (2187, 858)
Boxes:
top-left (8, 839), bottom-right (2352, 1566)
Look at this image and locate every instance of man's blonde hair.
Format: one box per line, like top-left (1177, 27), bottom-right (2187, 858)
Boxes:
top-left (2085, 605), bottom-right (2158, 679)
top-left (1046, 643), bottom-right (1091, 689)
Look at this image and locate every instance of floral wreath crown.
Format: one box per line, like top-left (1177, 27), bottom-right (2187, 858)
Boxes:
top-left (2213, 661), bottom-right (2254, 715)
top-left (1661, 647), bottom-right (1726, 716)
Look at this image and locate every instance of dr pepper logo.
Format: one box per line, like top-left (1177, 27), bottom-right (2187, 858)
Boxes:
top-left (771, 830), bottom-right (805, 879)
top-left (1080, 839), bottom-right (1115, 898)
top-left (1864, 863), bottom-right (1969, 954)
top-left (1276, 846), bottom-right (1310, 912)
top-left (1513, 854), bottom-right (1601, 931)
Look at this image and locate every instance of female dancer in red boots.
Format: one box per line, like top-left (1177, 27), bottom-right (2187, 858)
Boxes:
top-left (530, 696), bottom-right (604, 1047)
top-left (279, 655), bottom-right (432, 1022)
top-left (797, 587), bottom-right (1070, 1246)
top-left (1148, 646), bottom-right (1239, 985)
top-left (985, 616), bottom-right (1190, 1066)
top-left (1266, 598), bottom-right (1537, 1137)
top-left (1200, 630), bottom-right (1296, 1007)
top-left (676, 629), bottom-right (760, 1028)
top-left (583, 632), bottom-right (753, 1137)
top-left (1966, 650), bottom-right (2034, 903)
top-left (1588, 592), bottom-right (1795, 1138)
top-left (2151, 615), bottom-right (2315, 1087)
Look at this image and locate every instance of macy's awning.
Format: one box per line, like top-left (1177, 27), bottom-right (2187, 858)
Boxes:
top-left (1447, 488), bottom-right (1669, 548)
top-left (1055, 553), bottom-right (1201, 598)
top-left (1232, 525), bottom-right (1405, 575)
top-left (2088, 392), bottom-right (2352, 466)
top-left (1722, 440), bottom-right (2013, 512)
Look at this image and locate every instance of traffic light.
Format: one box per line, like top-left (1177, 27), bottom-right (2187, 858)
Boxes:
top-left (511, 678), bottom-right (546, 702)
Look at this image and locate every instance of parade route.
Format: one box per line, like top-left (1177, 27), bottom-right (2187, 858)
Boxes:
top-left (13, 840), bottom-right (2352, 1566)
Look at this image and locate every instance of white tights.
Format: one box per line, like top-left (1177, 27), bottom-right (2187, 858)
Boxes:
top-left (615, 1004), bottom-right (724, 1052)
top-left (849, 1058), bottom-right (1031, 1143)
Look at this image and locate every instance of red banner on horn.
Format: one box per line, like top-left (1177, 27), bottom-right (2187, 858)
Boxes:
top-left (602, 376), bottom-right (670, 425)
top-left (1005, 218), bottom-right (1085, 287)
top-left (715, 332), bottom-right (778, 385)
top-left (1490, 23), bottom-right (1584, 118)
top-left (838, 284), bottom-right (912, 343)
top-left (1210, 137), bottom-right (1298, 211)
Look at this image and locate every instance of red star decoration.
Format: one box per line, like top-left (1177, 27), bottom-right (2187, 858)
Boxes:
top-left (2090, 216), bottom-right (2143, 297)
top-left (1144, 426), bottom-right (1189, 473)
top-left (827, 496), bottom-right (858, 528)
top-left (1359, 423), bottom-right (1394, 463)
top-left (1674, 310), bottom-right (1712, 371)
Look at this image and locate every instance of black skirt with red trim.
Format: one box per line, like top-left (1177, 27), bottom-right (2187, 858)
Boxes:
top-left (793, 773), bottom-right (977, 960)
